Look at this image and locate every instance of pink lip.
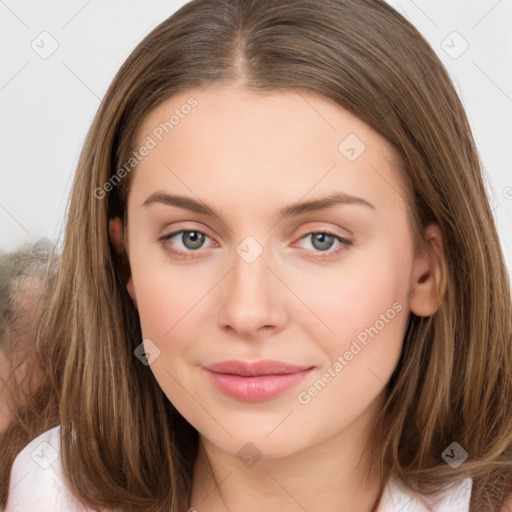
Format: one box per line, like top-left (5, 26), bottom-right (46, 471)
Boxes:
top-left (203, 360), bottom-right (315, 401)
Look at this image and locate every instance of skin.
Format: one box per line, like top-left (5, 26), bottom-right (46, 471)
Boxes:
top-left (110, 83), bottom-right (445, 512)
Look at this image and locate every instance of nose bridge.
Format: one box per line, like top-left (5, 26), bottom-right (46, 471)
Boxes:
top-left (233, 235), bottom-right (268, 297)
top-left (217, 234), bottom-right (283, 335)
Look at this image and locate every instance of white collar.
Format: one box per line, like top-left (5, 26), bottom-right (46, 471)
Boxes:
top-left (7, 425), bottom-right (473, 512)
top-left (376, 474), bottom-right (472, 512)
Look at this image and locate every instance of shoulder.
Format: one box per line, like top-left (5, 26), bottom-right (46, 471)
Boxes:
top-left (5, 425), bottom-right (97, 512)
top-left (377, 475), bottom-right (473, 512)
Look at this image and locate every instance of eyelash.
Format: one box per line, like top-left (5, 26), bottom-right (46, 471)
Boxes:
top-left (158, 228), bottom-right (352, 261)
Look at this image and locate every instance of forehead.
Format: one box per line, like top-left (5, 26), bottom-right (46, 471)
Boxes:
top-left (129, 84), bottom-right (406, 214)
top-left (135, 84), bottom-right (397, 156)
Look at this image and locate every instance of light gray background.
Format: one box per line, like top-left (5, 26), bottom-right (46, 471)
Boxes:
top-left (1, 0), bottom-right (511, 276)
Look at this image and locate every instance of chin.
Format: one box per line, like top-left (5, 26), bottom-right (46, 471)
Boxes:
top-left (207, 428), bottom-right (310, 462)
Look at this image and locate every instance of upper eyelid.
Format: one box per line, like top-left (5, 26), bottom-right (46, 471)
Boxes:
top-left (161, 219), bottom-right (351, 238)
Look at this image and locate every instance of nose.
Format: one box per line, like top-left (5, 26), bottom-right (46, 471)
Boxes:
top-left (216, 241), bottom-right (286, 338)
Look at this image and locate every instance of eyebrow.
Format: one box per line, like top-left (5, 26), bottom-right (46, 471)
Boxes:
top-left (141, 191), bottom-right (375, 219)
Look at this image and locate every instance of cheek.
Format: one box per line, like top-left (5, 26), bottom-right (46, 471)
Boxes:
top-left (285, 250), bottom-right (410, 355)
top-left (132, 257), bottom-right (206, 341)
top-left (135, 278), bottom-right (175, 341)
top-left (131, 268), bottom-right (201, 401)
top-left (130, 258), bottom-right (216, 398)
top-left (289, 248), bottom-right (410, 401)
top-left (291, 282), bottom-right (408, 442)
top-left (291, 243), bottom-right (411, 425)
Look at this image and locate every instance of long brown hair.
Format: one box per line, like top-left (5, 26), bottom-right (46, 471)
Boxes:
top-left (1, 0), bottom-right (511, 510)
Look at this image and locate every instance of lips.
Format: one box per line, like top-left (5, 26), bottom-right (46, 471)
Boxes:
top-left (203, 359), bottom-right (315, 401)
top-left (204, 359), bottom-right (314, 376)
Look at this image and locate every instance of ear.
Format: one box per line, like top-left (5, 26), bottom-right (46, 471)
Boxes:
top-left (408, 223), bottom-right (446, 317)
top-left (109, 216), bottom-right (138, 310)
top-left (109, 215), bottom-right (125, 255)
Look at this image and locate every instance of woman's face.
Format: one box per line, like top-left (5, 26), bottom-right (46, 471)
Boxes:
top-left (123, 84), bottom-right (423, 459)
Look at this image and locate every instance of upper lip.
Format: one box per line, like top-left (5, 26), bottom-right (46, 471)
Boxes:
top-left (204, 359), bottom-right (314, 377)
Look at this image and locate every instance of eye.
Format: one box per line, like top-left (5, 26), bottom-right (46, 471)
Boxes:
top-left (297, 230), bottom-right (352, 258)
top-left (158, 229), bottom-right (215, 259)
top-left (158, 228), bottom-right (352, 261)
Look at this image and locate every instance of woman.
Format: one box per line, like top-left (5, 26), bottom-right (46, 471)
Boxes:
top-left (2, 0), bottom-right (511, 510)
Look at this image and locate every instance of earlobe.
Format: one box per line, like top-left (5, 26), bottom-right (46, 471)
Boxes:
top-left (408, 224), bottom-right (446, 317)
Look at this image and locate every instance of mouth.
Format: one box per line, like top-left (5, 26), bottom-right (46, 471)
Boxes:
top-left (202, 360), bottom-right (315, 401)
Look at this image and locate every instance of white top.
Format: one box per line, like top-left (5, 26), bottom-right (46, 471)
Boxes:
top-left (5, 425), bottom-right (473, 511)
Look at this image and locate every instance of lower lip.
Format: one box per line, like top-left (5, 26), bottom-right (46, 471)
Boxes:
top-left (204, 368), bottom-right (315, 401)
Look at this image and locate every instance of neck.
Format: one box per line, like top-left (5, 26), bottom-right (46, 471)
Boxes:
top-left (189, 393), bottom-right (386, 512)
